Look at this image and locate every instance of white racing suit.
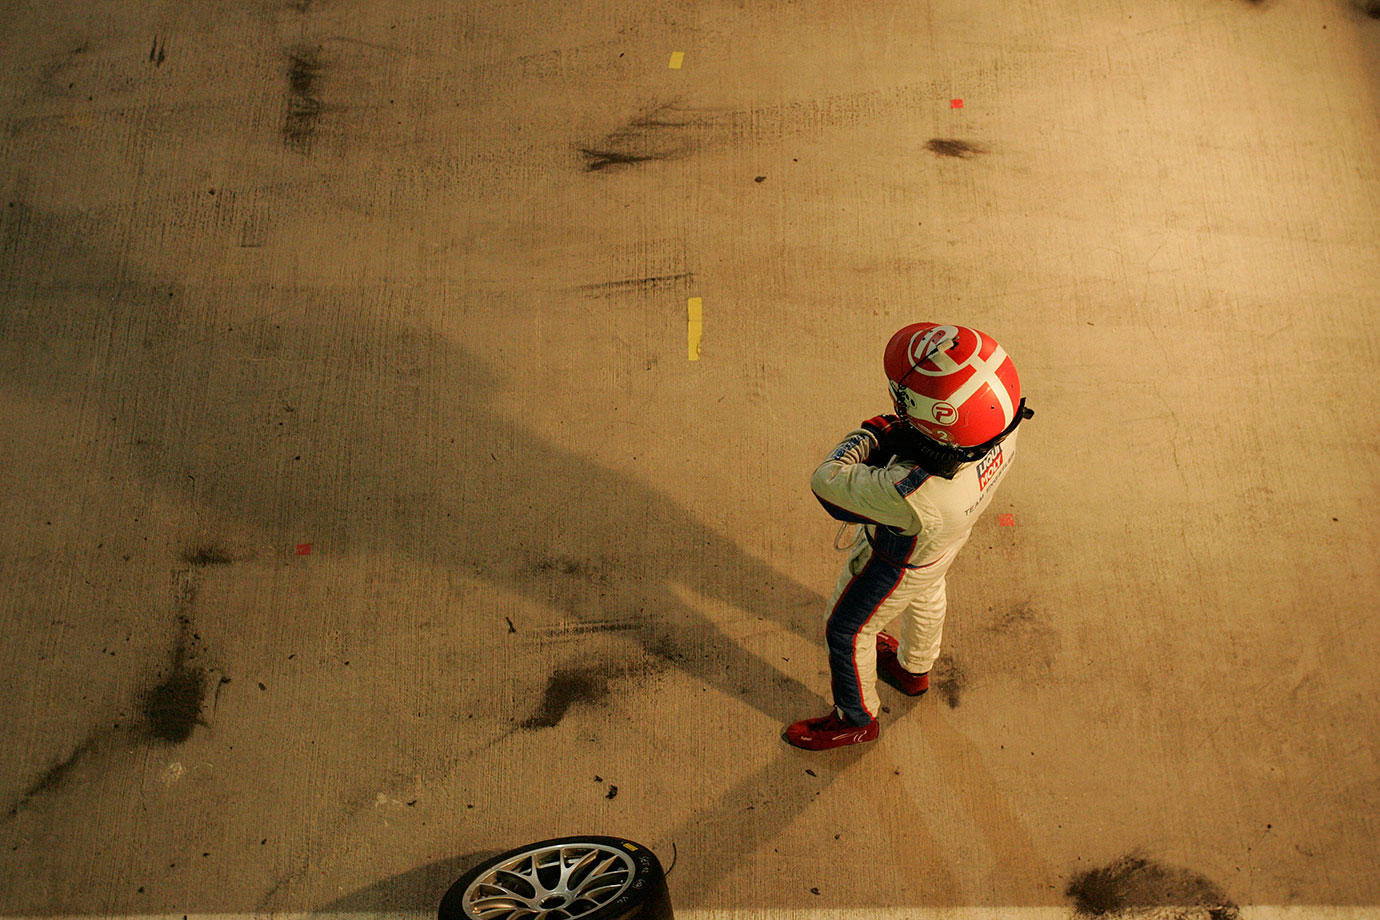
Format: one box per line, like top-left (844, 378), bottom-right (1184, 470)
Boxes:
top-left (810, 426), bottom-right (1018, 726)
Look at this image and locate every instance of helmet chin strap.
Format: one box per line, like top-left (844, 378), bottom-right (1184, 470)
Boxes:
top-left (894, 399), bottom-right (1034, 479)
top-left (907, 438), bottom-right (970, 480)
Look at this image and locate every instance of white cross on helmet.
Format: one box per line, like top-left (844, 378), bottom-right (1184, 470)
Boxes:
top-left (884, 322), bottom-right (1025, 450)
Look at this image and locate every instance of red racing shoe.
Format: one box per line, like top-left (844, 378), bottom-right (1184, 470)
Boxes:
top-left (784, 709), bottom-right (878, 750)
top-left (877, 632), bottom-right (929, 696)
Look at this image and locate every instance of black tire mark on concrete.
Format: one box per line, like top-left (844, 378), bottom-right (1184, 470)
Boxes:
top-left (283, 46), bottom-right (325, 153)
top-left (580, 82), bottom-right (965, 174)
top-left (4, 735), bottom-right (103, 820)
top-left (579, 149), bottom-right (666, 171)
top-left (1067, 854), bottom-right (1239, 919)
top-left (576, 272), bottom-right (695, 295)
top-left (578, 102), bottom-right (700, 171)
top-left (925, 138), bottom-right (986, 158)
top-left (183, 545), bottom-right (234, 567)
top-left (525, 621), bottom-right (640, 641)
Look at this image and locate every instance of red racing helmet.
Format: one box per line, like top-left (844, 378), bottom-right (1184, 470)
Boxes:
top-left (884, 322), bottom-right (1030, 460)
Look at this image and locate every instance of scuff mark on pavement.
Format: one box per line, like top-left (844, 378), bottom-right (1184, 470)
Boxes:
top-left (925, 138), bottom-right (986, 158)
top-left (283, 46), bottom-right (325, 152)
top-left (1067, 854), bottom-right (1239, 919)
top-left (3, 735), bottom-right (102, 820)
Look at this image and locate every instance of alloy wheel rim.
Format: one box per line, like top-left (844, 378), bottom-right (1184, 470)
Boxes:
top-left (462, 842), bottom-right (636, 920)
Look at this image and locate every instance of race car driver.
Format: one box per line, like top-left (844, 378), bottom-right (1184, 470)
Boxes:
top-left (785, 322), bottom-right (1033, 751)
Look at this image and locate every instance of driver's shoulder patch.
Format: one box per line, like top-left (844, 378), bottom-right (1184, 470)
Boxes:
top-left (894, 464), bottom-right (930, 498)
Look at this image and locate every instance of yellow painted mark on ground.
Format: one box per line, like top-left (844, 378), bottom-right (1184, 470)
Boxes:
top-left (687, 297), bottom-right (702, 360)
top-left (669, 51), bottom-right (685, 69)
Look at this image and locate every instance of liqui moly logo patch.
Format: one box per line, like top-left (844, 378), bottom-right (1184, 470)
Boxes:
top-left (977, 444), bottom-right (1004, 489)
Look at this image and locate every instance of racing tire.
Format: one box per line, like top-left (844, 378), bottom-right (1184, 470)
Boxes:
top-left (438, 835), bottom-right (673, 920)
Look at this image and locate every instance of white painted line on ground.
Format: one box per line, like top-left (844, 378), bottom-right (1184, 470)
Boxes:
top-left (15, 908), bottom-right (1380, 920)
top-left (681, 910), bottom-right (1380, 920)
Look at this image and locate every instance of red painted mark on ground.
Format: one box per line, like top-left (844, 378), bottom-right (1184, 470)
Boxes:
top-left (295, 543), bottom-right (313, 555)
top-left (998, 514), bottom-right (1014, 527)
top-left (950, 98), bottom-right (964, 109)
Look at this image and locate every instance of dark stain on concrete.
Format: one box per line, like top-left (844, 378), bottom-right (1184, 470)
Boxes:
top-left (183, 545), bottom-right (233, 567)
top-left (925, 138), bottom-right (986, 158)
top-left (646, 635), bottom-right (686, 663)
top-left (978, 601), bottom-right (1062, 684)
top-left (142, 638), bottom-right (207, 743)
top-left (283, 46), bottom-right (325, 152)
top-left (4, 563), bottom-right (222, 818)
top-left (1067, 855), bottom-right (1239, 918)
top-left (993, 603), bottom-right (1039, 631)
top-left (1363, 0), bottom-right (1380, 17)
top-left (142, 573), bottom-right (212, 743)
top-left (149, 36), bottom-right (166, 66)
top-left (529, 554), bottom-right (613, 586)
top-left (519, 667), bottom-right (611, 730)
top-left (934, 653), bottom-right (966, 708)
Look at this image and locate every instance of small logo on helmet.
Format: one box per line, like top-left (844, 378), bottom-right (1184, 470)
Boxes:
top-left (890, 381), bottom-right (913, 410)
top-left (908, 325), bottom-right (961, 371)
top-left (931, 402), bottom-right (956, 424)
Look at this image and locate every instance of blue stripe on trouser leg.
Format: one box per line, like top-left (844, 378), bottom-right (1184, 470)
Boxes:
top-left (826, 546), bottom-right (909, 726)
